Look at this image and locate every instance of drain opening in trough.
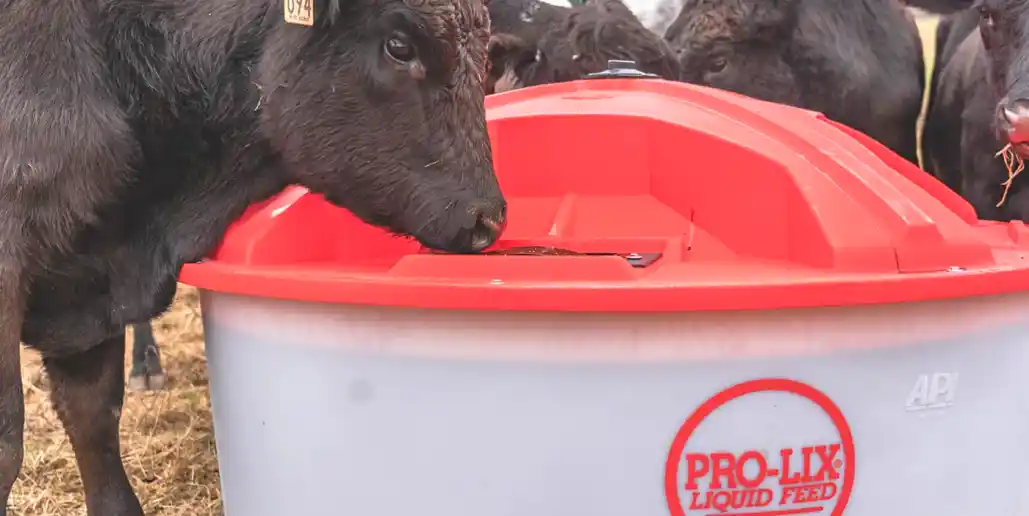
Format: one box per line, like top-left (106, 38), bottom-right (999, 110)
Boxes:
top-left (431, 246), bottom-right (662, 268)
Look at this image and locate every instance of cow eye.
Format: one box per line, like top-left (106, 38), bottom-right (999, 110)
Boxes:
top-left (385, 33), bottom-right (417, 63)
top-left (978, 6), bottom-right (995, 29)
top-left (708, 56), bottom-right (727, 73)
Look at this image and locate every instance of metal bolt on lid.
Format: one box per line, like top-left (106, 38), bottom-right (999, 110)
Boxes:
top-left (585, 60), bottom-right (660, 80)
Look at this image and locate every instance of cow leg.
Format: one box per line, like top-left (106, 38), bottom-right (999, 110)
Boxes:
top-left (127, 321), bottom-right (165, 392)
top-left (43, 331), bottom-right (143, 516)
top-left (0, 265), bottom-right (25, 516)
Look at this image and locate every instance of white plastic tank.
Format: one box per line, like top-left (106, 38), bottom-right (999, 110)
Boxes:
top-left (181, 77), bottom-right (1029, 516)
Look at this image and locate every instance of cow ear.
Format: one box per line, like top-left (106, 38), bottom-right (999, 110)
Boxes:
top-left (489, 33), bottom-right (531, 64)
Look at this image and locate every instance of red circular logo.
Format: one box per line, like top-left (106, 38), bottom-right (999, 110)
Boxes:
top-left (664, 379), bottom-right (856, 516)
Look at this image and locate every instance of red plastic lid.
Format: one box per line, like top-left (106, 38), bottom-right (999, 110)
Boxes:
top-left (179, 79), bottom-right (1029, 312)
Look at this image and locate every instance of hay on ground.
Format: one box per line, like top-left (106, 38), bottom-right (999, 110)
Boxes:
top-left (12, 284), bottom-right (221, 516)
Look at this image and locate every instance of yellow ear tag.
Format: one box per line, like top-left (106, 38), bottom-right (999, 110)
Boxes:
top-left (284, 0), bottom-right (314, 26)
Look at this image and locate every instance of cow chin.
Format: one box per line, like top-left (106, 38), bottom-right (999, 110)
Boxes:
top-left (318, 170), bottom-right (507, 255)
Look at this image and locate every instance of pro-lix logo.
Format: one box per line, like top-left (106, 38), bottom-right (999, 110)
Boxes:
top-left (665, 379), bottom-right (856, 516)
top-left (683, 444), bottom-right (844, 513)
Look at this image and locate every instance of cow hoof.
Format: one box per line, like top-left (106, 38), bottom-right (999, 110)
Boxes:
top-left (127, 371), bottom-right (167, 392)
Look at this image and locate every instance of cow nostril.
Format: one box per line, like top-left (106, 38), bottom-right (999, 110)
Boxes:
top-left (1002, 100), bottom-right (1029, 142)
top-left (468, 206), bottom-right (506, 253)
top-left (480, 216), bottom-right (502, 233)
top-left (479, 211), bottom-right (507, 237)
top-left (1005, 107), bottom-right (1028, 125)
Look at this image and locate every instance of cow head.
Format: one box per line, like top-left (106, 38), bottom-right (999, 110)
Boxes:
top-left (487, 0), bottom-right (681, 93)
top-left (256, 0), bottom-right (506, 253)
top-left (978, 0), bottom-right (1029, 159)
top-left (664, 0), bottom-right (802, 106)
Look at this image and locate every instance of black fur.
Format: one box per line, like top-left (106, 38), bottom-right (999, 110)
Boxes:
top-left (127, 322), bottom-right (164, 392)
top-left (901, 0), bottom-right (976, 14)
top-left (923, 0), bottom-right (1029, 221)
top-left (663, 0), bottom-right (926, 166)
top-left (922, 6), bottom-right (977, 192)
top-left (489, 0), bottom-right (567, 40)
top-left (0, 0), bottom-right (503, 512)
top-left (487, 0), bottom-right (680, 93)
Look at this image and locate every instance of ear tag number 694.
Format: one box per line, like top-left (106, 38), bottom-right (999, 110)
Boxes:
top-left (285, 0), bottom-right (314, 26)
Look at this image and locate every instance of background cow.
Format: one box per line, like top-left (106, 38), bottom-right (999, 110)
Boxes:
top-left (1, 0), bottom-right (504, 515)
top-left (923, 1), bottom-right (1029, 221)
top-left (487, 0), bottom-right (681, 93)
top-left (489, 0), bottom-right (569, 42)
top-left (901, 0), bottom-right (976, 13)
top-left (663, 0), bottom-right (926, 166)
top-left (930, 6), bottom-right (980, 89)
top-left (127, 322), bottom-right (164, 392)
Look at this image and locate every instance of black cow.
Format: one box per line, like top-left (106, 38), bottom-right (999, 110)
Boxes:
top-left (920, 4), bottom-right (977, 195)
top-left (902, 0), bottom-right (976, 13)
top-left (0, 0), bottom-right (505, 513)
top-left (128, 322), bottom-right (164, 392)
top-left (923, 1), bottom-right (1029, 220)
top-left (931, 4), bottom-right (981, 79)
top-left (663, 0), bottom-right (926, 166)
top-left (488, 0), bottom-right (568, 41)
top-left (486, 0), bottom-right (681, 93)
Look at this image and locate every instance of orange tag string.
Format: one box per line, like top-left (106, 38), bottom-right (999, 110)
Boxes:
top-left (996, 143), bottom-right (1025, 208)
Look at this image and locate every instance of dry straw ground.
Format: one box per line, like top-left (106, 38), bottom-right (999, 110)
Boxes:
top-left (7, 12), bottom-right (945, 516)
top-left (12, 285), bottom-right (220, 515)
